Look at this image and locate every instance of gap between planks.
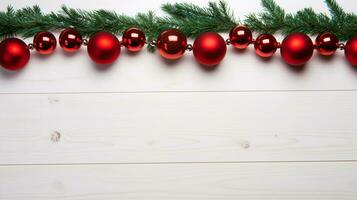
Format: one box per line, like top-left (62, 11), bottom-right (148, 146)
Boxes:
top-left (1, 89), bottom-right (357, 95)
top-left (1, 160), bottom-right (357, 167)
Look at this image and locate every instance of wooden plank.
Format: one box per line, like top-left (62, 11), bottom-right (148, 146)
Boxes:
top-left (0, 162), bottom-right (356, 200)
top-left (1, 91), bottom-right (357, 164)
top-left (1, 49), bottom-right (357, 94)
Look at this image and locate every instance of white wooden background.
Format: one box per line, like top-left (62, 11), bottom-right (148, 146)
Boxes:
top-left (1, 0), bottom-right (357, 199)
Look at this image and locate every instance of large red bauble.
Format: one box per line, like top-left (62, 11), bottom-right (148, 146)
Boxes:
top-left (87, 32), bottom-right (121, 65)
top-left (59, 28), bottom-right (83, 52)
top-left (280, 33), bottom-right (314, 66)
top-left (33, 31), bottom-right (57, 55)
top-left (122, 28), bottom-right (146, 52)
top-left (254, 34), bottom-right (278, 58)
top-left (345, 36), bottom-right (357, 67)
top-left (229, 25), bottom-right (253, 50)
top-left (0, 38), bottom-right (30, 71)
top-left (315, 32), bottom-right (339, 56)
top-left (157, 29), bottom-right (187, 60)
top-left (193, 32), bottom-right (227, 67)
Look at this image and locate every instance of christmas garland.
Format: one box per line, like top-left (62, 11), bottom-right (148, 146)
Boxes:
top-left (0, 0), bottom-right (357, 71)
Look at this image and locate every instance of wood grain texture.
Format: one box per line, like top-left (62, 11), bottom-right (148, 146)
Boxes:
top-left (1, 49), bottom-right (357, 94)
top-left (1, 162), bottom-right (356, 200)
top-left (1, 91), bottom-right (357, 164)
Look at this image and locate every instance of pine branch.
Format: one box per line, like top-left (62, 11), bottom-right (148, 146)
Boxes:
top-left (161, 0), bottom-right (237, 37)
top-left (0, 1), bottom-right (236, 52)
top-left (325, 0), bottom-right (346, 22)
top-left (282, 9), bottom-right (333, 35)
top-left (325, 0), bottom-right (357, 40)
top-left (245, 0), bottom-right (357, 41)
top-left (0, 1), bottom-right (237, 39)
top-left (0, 6), bottom-right (61, 39)
top-left (245, 0), bottom-right (285, 34)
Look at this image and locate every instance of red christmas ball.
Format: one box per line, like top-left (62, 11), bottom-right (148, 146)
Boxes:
top-left (315, 32), bottom-right (339, 56)
top-left (193, 32), bottom-right (227, 67)
top-left (157, 29), bottom-right (187, 60)
top-left (0, 38), bottom-right (30, 71)
top-left (122, 28), bottom-right (146, 52)
top-left (59, 28), bottom-right (83, 52)
top-left (87, 32), bottom-right (121, 65)
top-left (229, 25), bottom-right (252, 50)
top-left (33, 31), bottom-right (57, 55)
top-left (280, 33), bottom-right (314, 66)
top-left (254, 34), bottom-right (278, 58)
top-left (345, 36), bottom-right (357, 67)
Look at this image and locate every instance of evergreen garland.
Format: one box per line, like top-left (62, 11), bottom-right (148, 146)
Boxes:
top-left (0, 0), bottom-right (356, 48)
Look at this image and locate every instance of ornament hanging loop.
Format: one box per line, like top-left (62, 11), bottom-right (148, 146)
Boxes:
top-left (82, 39), bottom-right (88, 46)
top-left (186, 44), bottom-right (193, 51)
top-left (338, 43), bottom-right (345, 50)
top-left (225, 38), bottom-right (231, 45)
top-left (27, 43), bottom-right (34, 50)
top-left (148, 40), bottom-right (157, 47)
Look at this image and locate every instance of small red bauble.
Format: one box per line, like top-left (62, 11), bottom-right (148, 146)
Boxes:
top-left (254, 34), bottom-right (278, 58)
top-left (315, 32), bottom-right (339, 56)
top-left (59, 28), bottom-right (83, 52)
top-left (33, 31), bottom-right (57, 55)
top-left (193, 32), bottom-right (227, 67)
top-left (157, 29), bottom-right (187, 60)
top-left (0, 38), bottom-right (30, 71)
top-left (229, 25), bottom-right (253, 50)
top-left (87, 32), bottom-right (121, 65)
top-left (280, 33), bottom-right (314, 66)
top-left (345, 36), bottom-right (357, 67)
top-left (122, 28), bottom-right (146, 52)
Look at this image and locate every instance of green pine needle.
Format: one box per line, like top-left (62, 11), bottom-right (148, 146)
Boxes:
top-left (161, 0), bottom-right (237, 37)
top-left (245, 0), bottom-right (357, 41)
top-left (0, 0), bottom-right (356, 51)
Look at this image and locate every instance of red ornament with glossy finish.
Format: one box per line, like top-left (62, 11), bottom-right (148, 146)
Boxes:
top-left (254, 34), bottom-right (278, 58)
top-left (345, 36), bottom-right (357, 67)
top-left (87, 32), bottom-right (121, 65)
top-left (280, 33), bottom-right (314, 66)
top-left (193, 32), bottom-right (227, 67)
top-left (122, 28), bottom-right (146, 52)
top-left (59, 28), bottom-right (83, 52)
top-left (315, 32), bottom-right (339, 56)
top-left (0, 38), bottom-right (30, 71)
top-left (157, 29), bottom-right (187, 60)
top-left (229, 25), bottom-right (253, 50)
top-left (33, 31), bottom-right (57, 55)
